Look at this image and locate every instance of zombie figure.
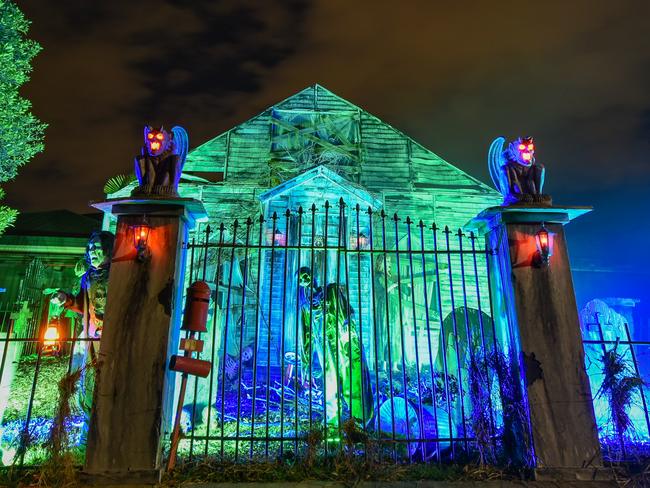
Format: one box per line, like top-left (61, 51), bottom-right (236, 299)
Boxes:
top-left (297, 267), bottom-right (374, 428)
top-left (488, 136), bottom-right (546, 205)
top-left (51, 231), bottom-right (114, 414)
top-left (133, 125), bottom-right (188, 196)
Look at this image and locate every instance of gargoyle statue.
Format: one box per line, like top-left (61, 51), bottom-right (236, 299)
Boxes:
top-left (132, 125), bottom-right (188, 197)
top-left (488, 136), bottom-right (548, 205)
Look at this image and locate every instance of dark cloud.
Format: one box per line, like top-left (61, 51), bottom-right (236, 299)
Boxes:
top-left (5, 0), bottom-right (312, 210)
top-left (4, 0), bottom-right (649, 273)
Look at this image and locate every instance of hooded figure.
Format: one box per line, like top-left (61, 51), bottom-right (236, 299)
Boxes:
top-left (51, 230), bottom-right (114, 415)
top-left (297, 266), bottom-right (374, 429)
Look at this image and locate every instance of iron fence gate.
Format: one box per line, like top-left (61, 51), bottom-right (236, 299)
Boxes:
top-left (177, 199), bottom-right (531, 464)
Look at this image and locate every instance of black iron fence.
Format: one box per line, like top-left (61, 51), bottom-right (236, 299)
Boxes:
top-left (0, 200), bottom-right (536, 468)
top-left (177, 199), bottom-right (530, 464)
top-left (581, 306), bottom-right (650, 460)
top-left (0, 327), bottom-right (99, 467)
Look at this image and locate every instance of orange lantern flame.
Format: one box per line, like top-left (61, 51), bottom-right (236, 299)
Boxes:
top-left (134, 224), bottom-right (151, 250)
top-left (535, 225), bottom-right (552, 265)
top-left (43, 324), bottom-right (60, 345)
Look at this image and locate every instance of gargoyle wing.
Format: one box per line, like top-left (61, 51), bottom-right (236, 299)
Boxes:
top-left (171, 126), bottom-right (189, 188)
top-left (488, 136), bottom-right (507, 199)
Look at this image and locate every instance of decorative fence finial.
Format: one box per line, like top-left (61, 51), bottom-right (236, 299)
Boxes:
top-left (488, 136), bottom-right (550, 206)
top-left (132, 125), bottom-right (188, 197)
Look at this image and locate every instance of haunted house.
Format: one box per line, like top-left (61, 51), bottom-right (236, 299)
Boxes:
top-left (106, 84), bottom-right (501, 384)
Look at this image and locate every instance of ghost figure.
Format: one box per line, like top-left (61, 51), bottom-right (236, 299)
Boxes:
top-left (133, 125), bottom-right (188, 197)
top-left (297, 267), bottom-right (374, 430)
top-left (488, 136), bottom-right (547, 205)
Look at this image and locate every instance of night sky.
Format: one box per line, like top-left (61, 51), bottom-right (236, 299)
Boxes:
top-left (5, 0), bottom-right (650, 302)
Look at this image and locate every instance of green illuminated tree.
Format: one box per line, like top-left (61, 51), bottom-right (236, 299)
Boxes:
top-left (0, 0), bottom-right (46, 234)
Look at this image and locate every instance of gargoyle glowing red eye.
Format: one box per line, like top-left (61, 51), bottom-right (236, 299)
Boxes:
top-left (156, 133), bottom-right (164, 140)
top-left (528, 144), bottom-right (534, 150)
top-left (518, 144), bottom-right (525, 150)
top-left (147, 133), bottom-right (154, 139)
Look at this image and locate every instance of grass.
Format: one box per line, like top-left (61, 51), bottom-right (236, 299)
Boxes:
top-left (3, 356), bottom-right (70, 423)
top-left (0, 356), bottom-right (87, 468)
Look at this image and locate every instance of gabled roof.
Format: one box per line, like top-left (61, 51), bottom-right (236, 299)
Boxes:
top-left (259, 165), bottom-right (383, 209)
top-left (184, 84), bottom-right (500, 197)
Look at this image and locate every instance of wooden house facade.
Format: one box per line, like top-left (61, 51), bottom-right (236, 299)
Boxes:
top-left (106, 84), bottom-right (501, 376)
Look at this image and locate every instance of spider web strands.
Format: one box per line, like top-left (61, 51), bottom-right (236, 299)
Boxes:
top-left (178, 201), bottom-right (526, 465)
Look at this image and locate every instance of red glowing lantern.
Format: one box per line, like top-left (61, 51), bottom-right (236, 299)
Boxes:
top-left (133, 224), bottom-right (150, 250)
top-left (132, 223), bottom-right (151, 261)
top-left (535, 224), bottom-right (552, 266)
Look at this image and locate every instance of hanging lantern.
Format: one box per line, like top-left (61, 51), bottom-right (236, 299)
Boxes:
top-left (43, 321), bottom-right (61, 355)
top-left (133, 224), bottom-right (150, 250)
top-left (535, 224), bottom-right (552, 266)
top-left (133, 222), bottom-right (151, 261)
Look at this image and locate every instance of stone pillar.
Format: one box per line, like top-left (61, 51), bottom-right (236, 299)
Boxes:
top-left (471, 205), bottom-right (602, 472)
top-left (84, 198), bottom-right (206, 483)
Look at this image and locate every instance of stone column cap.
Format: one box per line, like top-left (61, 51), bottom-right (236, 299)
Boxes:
top-left (467, 204), bottom-right (592, 234)
top-left (90, 197), bottom-right (208, 228)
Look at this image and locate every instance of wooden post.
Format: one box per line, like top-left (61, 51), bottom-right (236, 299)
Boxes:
top-left (472, 205), bottom-right (603, 478)
top-left (83, 198), bottom-right (206, 484)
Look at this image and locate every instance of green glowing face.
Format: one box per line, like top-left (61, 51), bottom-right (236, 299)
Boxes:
top-left (87, 237), bottom-right (107, 268)
top-left (299, 271), bottom-right (311, 288)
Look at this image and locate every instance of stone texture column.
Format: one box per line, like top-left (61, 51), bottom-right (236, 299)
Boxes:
top-left (472, 205), bottom-right (602, 472)
top-left (84, 198), bottom-right (206, 483)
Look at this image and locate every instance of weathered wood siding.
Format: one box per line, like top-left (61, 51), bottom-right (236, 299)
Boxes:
top-left (105, 84), bottom-right (501, 238)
